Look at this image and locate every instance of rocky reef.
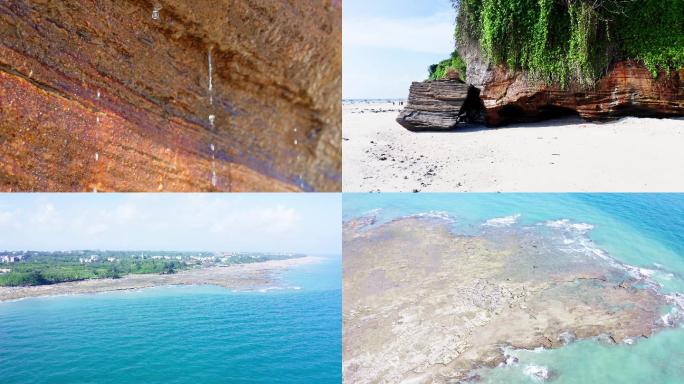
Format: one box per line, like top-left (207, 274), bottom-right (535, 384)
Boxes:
top-left (0, 0), bottom-right (341, 191)
top-left (343, 215), bottom-right (675, 383)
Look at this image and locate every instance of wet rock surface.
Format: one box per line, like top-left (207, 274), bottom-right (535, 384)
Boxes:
top-left (343, 215), bottom-right (672, 383)
top-left (396, 80), bottom-right (470, 131)
top-left (0, 0), bottom-right (341, 191)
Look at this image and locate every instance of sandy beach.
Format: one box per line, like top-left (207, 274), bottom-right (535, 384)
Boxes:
top-left (343, 101), bottom-right (684, 192)
top-left (0, 256), bottom-right (322, 302)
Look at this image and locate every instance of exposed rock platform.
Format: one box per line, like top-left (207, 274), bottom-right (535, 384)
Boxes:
top-left (343, 215), bottom-right (671, 383)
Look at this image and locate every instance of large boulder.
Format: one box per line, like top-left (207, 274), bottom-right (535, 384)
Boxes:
top-left (396, 80), bottom-right (470, 131)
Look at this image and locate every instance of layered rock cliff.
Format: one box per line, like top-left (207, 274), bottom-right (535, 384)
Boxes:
top-left (399, 60), bottom-right (683, 129)
top-left (0, 0), bottom-right (341, 191)
top-left (477, 61), bottom-right (684, 126)
top-left (398, 0), bottom-right (683, 129)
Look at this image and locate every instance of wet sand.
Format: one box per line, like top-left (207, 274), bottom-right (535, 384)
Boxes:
top-left (342, 101), bottom-right (684, 192)
top-left (343, 216), bottom-right (675, 383)
top-left (0, 256), bottom-right (321, 302)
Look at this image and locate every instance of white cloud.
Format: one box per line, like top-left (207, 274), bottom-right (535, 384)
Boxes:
top-left (0, 210), bottom-right (14, 225)
top-left (31, 202), bottom-right (57, 225)
top-left (86, 222), bottom-right (110, 235)
top-left (210, 205), bottom-right (300, 235)
top-left (115, 204), bottom-right (137, 221)
top-left (343, 11), bottom-right (455, 54)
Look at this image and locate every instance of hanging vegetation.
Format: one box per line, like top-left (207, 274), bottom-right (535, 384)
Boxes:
top-left (429, 0), bottom-right (684, 87)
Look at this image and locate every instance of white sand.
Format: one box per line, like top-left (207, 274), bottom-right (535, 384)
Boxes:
top-left (343, 101), bottom-right (684, 192)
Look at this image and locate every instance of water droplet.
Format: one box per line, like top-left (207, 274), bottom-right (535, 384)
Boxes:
top-left (96, 90), bottom-right (100, 99)
top-left (96, 116), bottom-right (100, 123)
top-left (95, 152), bottom-right (99, 161)
top-left (152, 4), bottom-right (162, 20)
top-left (294, 139), bottom-right (298, 145)
top-left (210, 143), bottom-right (215, 151)
top-left (209, 114), bottom-right (215, 127)
top-left (207, 48), bottom-right (213, 105)
top-left (211, 171), bottom-right (217, 187)
top-left (92, 187), bottom-right (97, 193)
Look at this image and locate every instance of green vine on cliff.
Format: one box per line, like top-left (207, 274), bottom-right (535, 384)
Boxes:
top-left (428, 50), bottom-right (468, 81)
top-left (436, 0), bottom-right (684, 87)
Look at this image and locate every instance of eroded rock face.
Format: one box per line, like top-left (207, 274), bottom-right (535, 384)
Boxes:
top-left (0, 0), bottom-right (341, 191)
top-left (396, 80), bottom-right (469, 131)
top-left (479, 61), bottom-right (684, 126)
top-left (343, 215), bottom-right (670, 383)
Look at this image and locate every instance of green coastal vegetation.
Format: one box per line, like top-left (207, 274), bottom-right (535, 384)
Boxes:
top-left (429, 0), bottom-right (684, 86)
top-left (0, 250), bottom-right (303, 287)
top-left (428, 50), bottom-right (467, 81)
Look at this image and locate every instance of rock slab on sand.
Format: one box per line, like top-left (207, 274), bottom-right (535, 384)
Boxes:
top-left (396, 80), bottom-right (470, 131)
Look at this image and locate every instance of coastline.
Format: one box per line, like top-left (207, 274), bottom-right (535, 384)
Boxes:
top-left (0, 256), bottom-right (322, 302)
top-left (342, 101), bottom-right (684, 192)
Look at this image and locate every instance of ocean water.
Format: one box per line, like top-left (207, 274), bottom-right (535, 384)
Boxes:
top-left (0, 256), bottom-right (341, 384)
top-left (344, 193), bottom-right (684, 383)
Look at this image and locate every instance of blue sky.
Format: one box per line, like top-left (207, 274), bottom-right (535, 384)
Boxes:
top-left (343, 0), bottom-right (456, 99)
top-left (0, 194), bottom-right (341, 254)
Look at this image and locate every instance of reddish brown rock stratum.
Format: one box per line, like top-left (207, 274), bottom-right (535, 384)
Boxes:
top-left (480, 61), bottom-right (684, 126)
top-left (0, 0), bottom-right (341, 191)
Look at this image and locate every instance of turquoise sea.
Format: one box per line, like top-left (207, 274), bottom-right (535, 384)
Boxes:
top-left (0, 255), bottom-right (341, 384)
top-left (344, 193), bottom-right (684, 383)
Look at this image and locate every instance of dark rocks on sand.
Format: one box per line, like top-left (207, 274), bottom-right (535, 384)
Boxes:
top-left (396, 80), bottom-right (471, 131)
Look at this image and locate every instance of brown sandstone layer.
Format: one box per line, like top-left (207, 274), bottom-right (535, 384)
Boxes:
top-left (0, 0), bottom-right (341, 191)
top-left (481, 61), bottom-right (684, 126)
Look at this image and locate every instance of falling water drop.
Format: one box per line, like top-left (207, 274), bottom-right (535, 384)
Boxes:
top-left (93, 187), bottom-right (97, 193)
top-left (209, 114), bottom-right (216, 128)
top-left (208, 48), bottom-right (213, 105)
top-left (95, 152), bottom-right (99, 161)
top-left (210, 143), bottom-right (217, 188)
top-left (294, 139), bottom-right (298, 145)
top-left (96, 90), bottom-right (100, 99)
top-left (152, 4), bottom-right (162, 20)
